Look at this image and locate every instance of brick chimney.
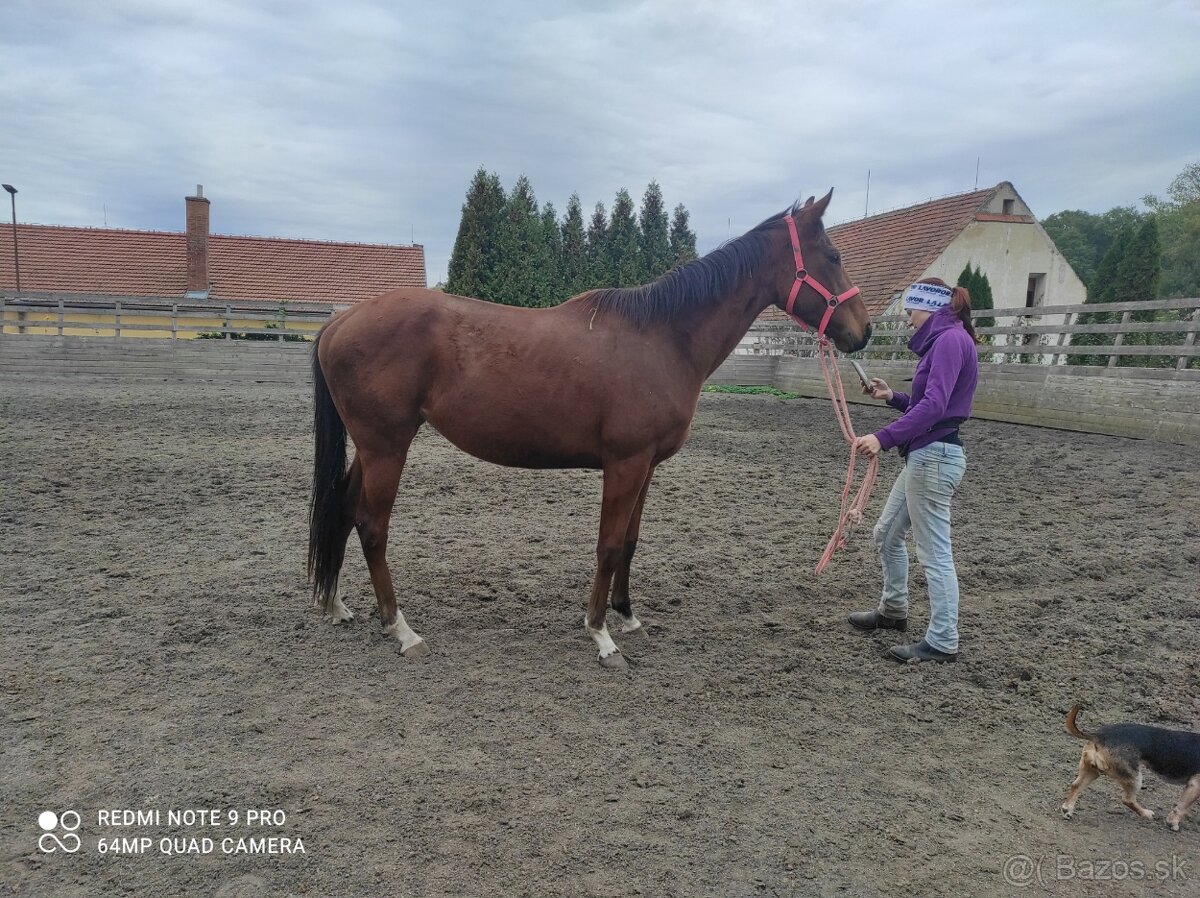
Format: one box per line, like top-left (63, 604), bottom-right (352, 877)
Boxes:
top-left (185, 185), bottom-right (210, 297)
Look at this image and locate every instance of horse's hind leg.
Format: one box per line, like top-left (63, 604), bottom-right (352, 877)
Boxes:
top-left (610, 465), bottom-right (656, 638)
top-left (355, 441), bottom-right (428, 658)
top-left (586, 456), bottom-right (653, 669)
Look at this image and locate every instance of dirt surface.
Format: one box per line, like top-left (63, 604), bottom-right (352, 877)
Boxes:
top-left (2, 376), bottom-right (1198, 898)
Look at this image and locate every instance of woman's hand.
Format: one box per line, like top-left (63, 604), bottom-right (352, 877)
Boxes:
top-left (853, 434), bottom-right (882, 457)
top-left (863, 377), bottom-right (892, 401)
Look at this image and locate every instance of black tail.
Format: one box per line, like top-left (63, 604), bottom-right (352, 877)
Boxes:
top-left (308, 332), bottom-right (351, 613)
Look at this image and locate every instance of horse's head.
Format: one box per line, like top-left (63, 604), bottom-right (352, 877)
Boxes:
top-left (775, 190), bottom-right (872, 354)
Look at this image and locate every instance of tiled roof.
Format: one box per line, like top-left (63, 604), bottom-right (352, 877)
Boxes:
top-left (825, 186), bottom-right (999, 316)
top-left (0, 224), bottom-right (425, 304)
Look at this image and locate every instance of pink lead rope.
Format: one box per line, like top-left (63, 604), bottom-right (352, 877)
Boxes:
top-left (780, 213), bottom-right (877, 574)
top-left (811, 337), bottom-right (878, 574)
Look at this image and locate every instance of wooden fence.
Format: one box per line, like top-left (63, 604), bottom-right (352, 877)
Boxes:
top-left (4, 294), bottom-right (1198, 368)
top-left (724, 296), bottom-right (1200, 446)
top-left (0, 295), bottom-right (337, 341)
top-left (3, 294), bottom-right (1199, 443)
top-left (744, 296), bottom-right (1200, 371)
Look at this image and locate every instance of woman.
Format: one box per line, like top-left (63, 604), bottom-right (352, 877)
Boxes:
top-left (848, 278), bottom-right (979, 663)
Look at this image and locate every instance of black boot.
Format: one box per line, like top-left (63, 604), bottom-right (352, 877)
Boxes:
top-left (847, 610), bottom-right (908, 632)
top-left (887, 638), bottom-right (958, 663)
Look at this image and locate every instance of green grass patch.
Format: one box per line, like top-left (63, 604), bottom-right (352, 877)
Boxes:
top-left (702, 384), bottom-right (801, 400)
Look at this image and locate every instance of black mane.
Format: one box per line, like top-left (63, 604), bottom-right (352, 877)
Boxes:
top-left (582, 200), bottom-right (808, 329)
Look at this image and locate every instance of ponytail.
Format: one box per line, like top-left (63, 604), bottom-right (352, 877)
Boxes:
top-left (951, 286), bottom-right (979, 343)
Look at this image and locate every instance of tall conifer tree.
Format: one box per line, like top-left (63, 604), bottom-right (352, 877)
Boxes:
top-left (492, 175), bottom-right (545, 306)
top-left (608, 189), bottom-right (640, 287)
top-left (539, 202), bottom-right (564, 305)
top-left (1070, 227), bottom-right (1134, 364)
top-left (1119, 217), bottom-right (1168, 363)
top-left (669, 204), bottom-right (698, 268)
top-left (560, 193), bottom-right (588, 297)
top-left (1120, 217), bottom-right (1161, 319)
top-left (586, 202), bottom-right (610, 287)
top-left (637, 181), bottom-right (672, 282)
top-left (447, 167), bottom-right (506, 298)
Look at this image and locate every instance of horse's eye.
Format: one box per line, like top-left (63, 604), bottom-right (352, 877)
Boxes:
top-left (828, 250), bottom-right (841, 264)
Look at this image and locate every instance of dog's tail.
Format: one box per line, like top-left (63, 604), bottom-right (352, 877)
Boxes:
top-left (1066, 706), bottom-right (1093, 741)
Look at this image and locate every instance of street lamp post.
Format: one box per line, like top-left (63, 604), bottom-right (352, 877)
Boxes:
top-left (1, 184), bottom-right (18, 295)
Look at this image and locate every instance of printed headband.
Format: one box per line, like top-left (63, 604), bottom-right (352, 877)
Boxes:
top-left (902, 282), bottom-right (953, 313)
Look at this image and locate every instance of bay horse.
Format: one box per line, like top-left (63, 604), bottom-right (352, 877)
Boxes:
top-left (308, 190), bottom-right (871, 668)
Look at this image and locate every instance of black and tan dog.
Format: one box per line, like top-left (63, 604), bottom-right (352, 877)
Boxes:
top-left (1061, 706), bottom-right (1200, 832)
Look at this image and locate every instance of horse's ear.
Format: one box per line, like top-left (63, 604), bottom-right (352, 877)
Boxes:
top-left (811, 189), bottom-right (834, 218)
top-left (802, 195), bottom-right (815, 208)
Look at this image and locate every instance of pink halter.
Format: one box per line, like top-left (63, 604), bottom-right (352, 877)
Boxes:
top-left (782, 213), bottom-right (861, 338)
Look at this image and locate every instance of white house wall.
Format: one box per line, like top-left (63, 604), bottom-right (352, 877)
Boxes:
top-left (933, 222), bottom-right (1084, 312)
top-left (934, 222), bottom-right (1083, 362)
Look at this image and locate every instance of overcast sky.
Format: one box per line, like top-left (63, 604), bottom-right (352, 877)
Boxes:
top-left (2, 0), bottom-right (1197, 285)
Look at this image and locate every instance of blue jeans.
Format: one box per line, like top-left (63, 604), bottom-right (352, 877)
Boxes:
top-left (874, 442), bottom-right (967, 653)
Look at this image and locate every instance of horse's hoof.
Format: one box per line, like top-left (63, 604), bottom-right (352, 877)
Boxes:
top-left (622, 624), bottom-right (648, 639)
top-left (330, 604), bottom-right (354, 624)
top-left (598, 651), bottom-right (628, 670)
top-left (401, 638), bottom-right (430, 659)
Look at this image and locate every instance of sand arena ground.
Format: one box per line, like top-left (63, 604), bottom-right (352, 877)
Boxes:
top-left (2, 377), bottom-right (1197, 897)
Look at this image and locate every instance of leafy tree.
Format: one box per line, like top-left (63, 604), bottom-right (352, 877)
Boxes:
top-left (447, 167), bottom-right (506, 298)
top-left (637, 181), bottom-right (672, 282)
top-left (608, 189), bottom-right (640, 287)
top-left (560, 193), bottom-right (588, 298)
top-left (1041, 210), bottom-right (1102, 286)
top-left (1143, 161), bottom-right (1200, 300)
top-left (1165, 161), bottom-right (1200, 205)
top-left (1042, 206), bottom-right (1145, 288)
top-left (669, 204), bottom-right (698, 268)
top-left (1138, 162), bottom-right (1200, 368)
top-left (586, 202), bottom-right (610, 287)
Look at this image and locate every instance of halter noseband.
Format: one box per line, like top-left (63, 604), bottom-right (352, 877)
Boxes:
top-left (782, 213), bottom-right (861, 339)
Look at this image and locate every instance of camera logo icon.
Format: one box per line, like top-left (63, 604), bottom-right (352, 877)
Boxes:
top-left (38, 810), bottom-right (82, 853)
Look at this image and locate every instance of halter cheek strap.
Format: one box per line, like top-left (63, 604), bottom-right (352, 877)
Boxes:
top-left (782, 213), bottom-right (861, 339)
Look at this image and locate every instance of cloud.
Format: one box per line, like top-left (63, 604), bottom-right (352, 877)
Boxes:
top-left (2, 0), bottom-right (1197, 283)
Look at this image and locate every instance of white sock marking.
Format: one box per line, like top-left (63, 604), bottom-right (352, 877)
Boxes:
top-left (616, 612), bottom-right (642, 634)
top-left (384, 613), bottom-right (424, 652)
top-left (585, 615), bottom-right (621, 658)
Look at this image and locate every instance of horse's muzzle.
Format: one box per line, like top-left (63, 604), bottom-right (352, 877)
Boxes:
top-left (837, 322), bottom-right (872, 354)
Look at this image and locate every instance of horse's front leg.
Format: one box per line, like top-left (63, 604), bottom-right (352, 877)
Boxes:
top-left (609, 464), bottom-right (656, 638)
top-left (586, 457), bottom-right (653, 669)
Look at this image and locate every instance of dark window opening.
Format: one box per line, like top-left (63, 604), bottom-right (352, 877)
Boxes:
top-left (1026, 273), bottom-right (1045, 307)
top-left (1002, 199), bottom-right (1015, 215)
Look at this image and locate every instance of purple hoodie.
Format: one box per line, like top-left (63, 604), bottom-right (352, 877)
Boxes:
top-left (875, 307), bottom-right (979, 455)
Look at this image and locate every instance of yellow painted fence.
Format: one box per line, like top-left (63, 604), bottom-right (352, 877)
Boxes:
top-left (0, 295), bottom-right (336, 340)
